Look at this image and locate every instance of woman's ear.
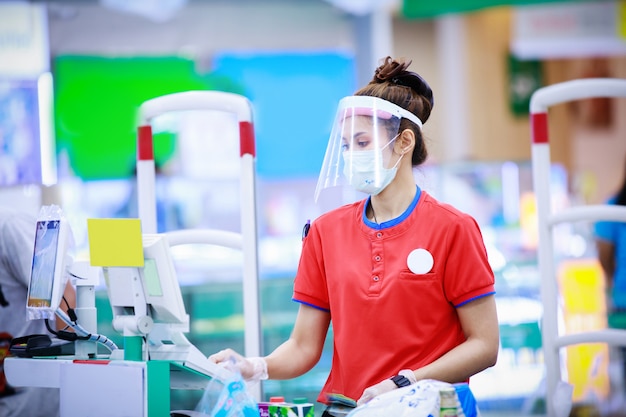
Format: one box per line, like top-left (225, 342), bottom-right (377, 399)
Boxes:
top-left (396, 129), bottom-right (415, 155)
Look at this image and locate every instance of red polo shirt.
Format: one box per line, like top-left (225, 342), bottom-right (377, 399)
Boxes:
top-left (293, 188), bottom-right (495, 403)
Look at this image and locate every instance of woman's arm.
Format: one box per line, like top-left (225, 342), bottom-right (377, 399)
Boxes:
top-left (266, 304), bottom-right (331, 379)
top-left (209, 303), bottom-right (330, 380)
top-left (411, 294), bottom-right (499, 382)
top-left (357, 294), bottom-right (499, 405)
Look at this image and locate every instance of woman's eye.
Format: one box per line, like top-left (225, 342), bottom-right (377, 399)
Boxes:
top-left (341, 143), bottom-right (349, 152)
top-left (357, 139), bottom-right (369, 148)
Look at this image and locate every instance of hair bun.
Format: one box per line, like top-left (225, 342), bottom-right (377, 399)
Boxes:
top-left (372, 56), bottom-right (434, 109)
top-left (374, 57), bottom-right (411, 83)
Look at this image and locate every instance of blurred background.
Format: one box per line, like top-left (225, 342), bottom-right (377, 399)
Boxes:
top-left (1, 0), bottom-right (625, 415)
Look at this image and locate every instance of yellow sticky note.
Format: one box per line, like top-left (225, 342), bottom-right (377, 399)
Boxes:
top-left (87, 218), bottom-right (144, 267)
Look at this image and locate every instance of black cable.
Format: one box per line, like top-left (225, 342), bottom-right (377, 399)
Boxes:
top-left (45, 319), bottom-right (89, 341)
top-left (62, 295), bottom-right (71, 310)
top-left (62, 296), bottom-right (78, 323)
top-left (57, 330), bottom-right (90, 341)
top-left (45, 318), bottom-right (59, 336)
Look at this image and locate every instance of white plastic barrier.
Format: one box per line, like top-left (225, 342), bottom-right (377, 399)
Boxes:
top-left (530, 78), bottom-right (626, 417)
top-left (136, 91), bottom-right (262, 399)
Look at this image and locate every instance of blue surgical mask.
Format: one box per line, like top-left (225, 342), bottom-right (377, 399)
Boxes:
top-left (342, 138), bottom-right (403, 195)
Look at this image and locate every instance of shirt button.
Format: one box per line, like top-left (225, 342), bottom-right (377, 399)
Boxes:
top-left (376, 232), bottom-right (382, 238)
top-left (373, 276), bottom-right (379, 281)
top-left (375, 255), bottom-right (381, 261)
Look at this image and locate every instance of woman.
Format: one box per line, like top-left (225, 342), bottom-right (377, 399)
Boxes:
top-left (595, 157), bottom-right (626, 386)
top-left (209, 56), bottom-right (499, 408)
top-left (595, 157), bottom-right (626, 313)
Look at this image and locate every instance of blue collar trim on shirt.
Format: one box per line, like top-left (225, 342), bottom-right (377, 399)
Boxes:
top-left (363, 186), bottom-right (422, 230)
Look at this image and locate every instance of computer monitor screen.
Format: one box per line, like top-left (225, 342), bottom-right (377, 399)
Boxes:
top-left (27, 220), bottom-right (60, 307)
top-left (104, 233), bottom-right (189, 332)
top-left (141, 234), bottom-right (187, 326)
top-left (26, 219), bottom-right (68, 320)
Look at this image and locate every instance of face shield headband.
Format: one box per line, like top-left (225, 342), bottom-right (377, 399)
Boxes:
top-left (314, 96), bottom-right (423, 202)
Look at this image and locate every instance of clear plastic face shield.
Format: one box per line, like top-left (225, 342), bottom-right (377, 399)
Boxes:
top-left (315, 96), bottom-right (422, 201)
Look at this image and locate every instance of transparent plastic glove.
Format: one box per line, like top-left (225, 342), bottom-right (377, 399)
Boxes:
top-left (356, 370), bottom-right (417, 406)
top-left (357, 379), bottom-right (396, 406)
top-left (208, 348), bottom-right (268, 383)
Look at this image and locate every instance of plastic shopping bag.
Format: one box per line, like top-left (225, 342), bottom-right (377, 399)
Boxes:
top-left (453, 383), bottom-right (479, 417)
top-left (346, 379), bottom-right (442, 417)
top-left (194, 371), bottom-right (258, 417)
top-left (346, 379), bottom-right (474, 417)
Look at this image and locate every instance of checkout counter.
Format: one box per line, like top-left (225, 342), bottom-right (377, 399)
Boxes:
top-left (6, 232), bottom-right (232, 417)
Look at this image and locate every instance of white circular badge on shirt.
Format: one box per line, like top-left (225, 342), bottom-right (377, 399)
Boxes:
top-left (407, 248), bottom-right (434, 275)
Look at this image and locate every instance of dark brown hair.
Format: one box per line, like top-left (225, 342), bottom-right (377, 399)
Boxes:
top-left (354, 56), bottom-right (433, 166)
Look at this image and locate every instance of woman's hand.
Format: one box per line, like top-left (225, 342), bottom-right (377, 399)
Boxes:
top-left (356, 379), bottom-right (396, 405)
top-left (208, 348), bottom-right (268, 382)
top-left (356, 369), bottom-right (417, 405)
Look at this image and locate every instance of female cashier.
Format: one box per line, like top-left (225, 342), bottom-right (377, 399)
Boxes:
top-left (209, 56), bottom-right (499, 408)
